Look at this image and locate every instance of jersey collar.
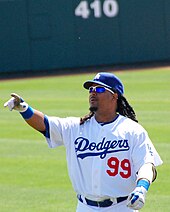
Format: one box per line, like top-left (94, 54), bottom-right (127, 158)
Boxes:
top-left (97, 114), bottom-right (119, 126)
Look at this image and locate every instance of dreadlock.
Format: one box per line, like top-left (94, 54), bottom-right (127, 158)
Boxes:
top-left (80, 111), bottom-right (95, 125)
top-left (117, 95), bottom-right (138, 123)
top-left (80, 95), bottom-right (138, 125)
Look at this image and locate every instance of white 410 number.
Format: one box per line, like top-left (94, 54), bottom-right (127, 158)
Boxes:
top-left (75, 0), bottom-right (119, 19)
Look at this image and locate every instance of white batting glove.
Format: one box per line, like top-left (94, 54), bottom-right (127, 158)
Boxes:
top-left (127, 186), bottom-right (147, 210)
top-left (4, 93), bottom-right (28, 112)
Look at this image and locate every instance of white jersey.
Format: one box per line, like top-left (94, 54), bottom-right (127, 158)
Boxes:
top-left (45, 114), bottom-right (162, 201)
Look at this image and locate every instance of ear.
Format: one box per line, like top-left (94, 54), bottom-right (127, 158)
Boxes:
top-left (112, 93), bottom-right (118, 100)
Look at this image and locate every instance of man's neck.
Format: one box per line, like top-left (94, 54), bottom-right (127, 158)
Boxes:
top-left (94, 112), bottom-right (118, 123)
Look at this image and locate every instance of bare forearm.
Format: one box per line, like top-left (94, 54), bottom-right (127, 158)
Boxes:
top-left (25, 109), bottom-right (46, 132)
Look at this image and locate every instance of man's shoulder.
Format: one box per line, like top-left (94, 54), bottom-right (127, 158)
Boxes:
top-left (118, 115), bottom-right (144, 130)
top-left (47, 116), bottom-right (80, 126)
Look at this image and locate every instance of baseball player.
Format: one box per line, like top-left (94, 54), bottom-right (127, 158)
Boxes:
top-left (4, 72), bottom-right (163, 212)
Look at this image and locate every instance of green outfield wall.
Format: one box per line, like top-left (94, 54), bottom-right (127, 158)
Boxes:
top-left (0, 0), bottom-right (170, 74)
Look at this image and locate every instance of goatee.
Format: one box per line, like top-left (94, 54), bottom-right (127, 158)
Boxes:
top-left (89, 106), bottom-right (98, 112)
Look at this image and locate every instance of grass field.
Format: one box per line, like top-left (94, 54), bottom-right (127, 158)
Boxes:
top-left (0, 68), bottom-right (170, 211)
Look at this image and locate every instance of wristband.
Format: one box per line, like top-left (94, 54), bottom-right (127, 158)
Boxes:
top-left (137, 179), bottom-right (150, 191)
top-left (20, 106), bottom-right (34, 120)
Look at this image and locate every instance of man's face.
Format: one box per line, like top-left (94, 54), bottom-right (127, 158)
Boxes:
top-left (88, 84), bottom-right (116, 112)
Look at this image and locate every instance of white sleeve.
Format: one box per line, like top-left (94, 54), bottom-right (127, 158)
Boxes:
top-left (45, 116), bottom-right (64, 148)
top-left (132, 128), bottom-right (163, 174)
top-left (45, 116), bottom-right (80, 148)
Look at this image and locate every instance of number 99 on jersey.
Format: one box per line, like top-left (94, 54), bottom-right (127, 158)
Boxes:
top-left (75, 0), bottom-right (119, 19)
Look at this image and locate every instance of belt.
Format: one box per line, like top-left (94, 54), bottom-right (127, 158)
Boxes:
top-left (77, 195), bottom-right (128, 207)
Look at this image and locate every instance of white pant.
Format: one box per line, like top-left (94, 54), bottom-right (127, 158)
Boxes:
top-left (76, 200), bottom-right (138, 212)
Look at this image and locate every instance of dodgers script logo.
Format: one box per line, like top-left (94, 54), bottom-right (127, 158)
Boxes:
top-left (75, 137), bottom-right (130, 159)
